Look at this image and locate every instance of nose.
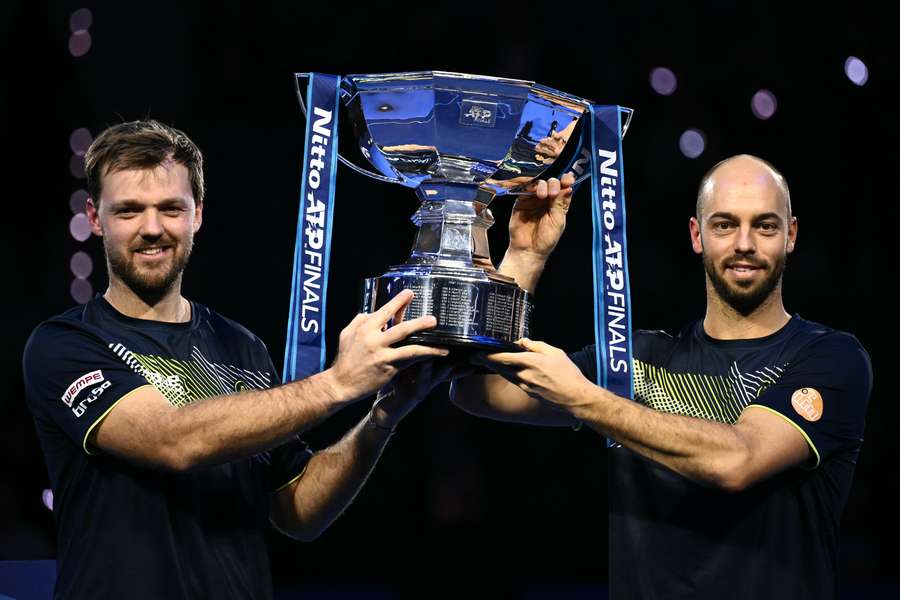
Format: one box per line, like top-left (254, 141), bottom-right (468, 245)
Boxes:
top-left (138, 208), bottom-right (164, 239)
top-left (734, 225), bottom-right (756, 255)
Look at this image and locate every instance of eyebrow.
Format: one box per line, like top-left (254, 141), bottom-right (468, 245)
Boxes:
top-left (707, 211), bottom-right (783, 223)
top-left (109, 197), bottom-right (190, 208)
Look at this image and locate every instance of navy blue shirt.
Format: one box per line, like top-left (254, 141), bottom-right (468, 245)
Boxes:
top-left (570, 315), bottom-right (872, 600)
top-left (23, 296), bottom-right (312, 600)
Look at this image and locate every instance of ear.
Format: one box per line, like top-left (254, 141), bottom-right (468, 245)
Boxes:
top-left (86, 198), bottom-right (103, 237)
top-left (193, 200), bottom-right (203, 233)
top-left (786, 216), bottom-right (798, 254)
top-left (689, 217), bottom-right (703, 254)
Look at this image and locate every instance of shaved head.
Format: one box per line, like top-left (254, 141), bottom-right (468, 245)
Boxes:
top-left (696, 154), bottom-right (791, 223)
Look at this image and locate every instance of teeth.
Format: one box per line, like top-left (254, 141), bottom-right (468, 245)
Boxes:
top-left (138, 248), bottom-right (164, 255)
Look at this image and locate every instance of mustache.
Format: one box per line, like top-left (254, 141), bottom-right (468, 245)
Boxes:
top-left (131, 239), bottom-right (176, 252)
top-left (723, 256), bottom-right (768, 269)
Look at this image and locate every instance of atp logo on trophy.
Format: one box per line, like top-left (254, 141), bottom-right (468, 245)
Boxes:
top-left (461, 99), bottom-right (498, 127)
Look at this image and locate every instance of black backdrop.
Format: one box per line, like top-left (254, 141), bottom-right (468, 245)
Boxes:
top-left (3, 0), bottom-right (896, 594)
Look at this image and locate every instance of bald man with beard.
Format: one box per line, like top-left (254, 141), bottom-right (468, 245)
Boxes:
top-left (452, 155), bottom-right (873, 600)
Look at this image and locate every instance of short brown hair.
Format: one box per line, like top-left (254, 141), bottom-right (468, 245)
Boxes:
top-left (85, 120), bottom-right (205, 207)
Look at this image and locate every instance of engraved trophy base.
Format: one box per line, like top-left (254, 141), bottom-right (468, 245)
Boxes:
top-left (362, 265), bottom-right (533, 352)
top-left (360, 196), bottom-right (533, 352)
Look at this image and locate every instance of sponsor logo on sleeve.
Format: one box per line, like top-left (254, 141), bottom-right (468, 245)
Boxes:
top-left (72, 380), bottom-right (112, 418)
top-left (791, 387), bottom-right (823, 422)
top-left (61, 370), bottom-right (105, 407)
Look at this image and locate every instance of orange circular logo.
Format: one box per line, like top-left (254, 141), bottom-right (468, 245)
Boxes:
top-left (791, 388), bottom-right (823, 422)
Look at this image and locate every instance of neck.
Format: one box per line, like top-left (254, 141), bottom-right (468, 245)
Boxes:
top-left (702, 281), bottom-right (791, 340)
top-left (104, 275), bottom-right (191, 323)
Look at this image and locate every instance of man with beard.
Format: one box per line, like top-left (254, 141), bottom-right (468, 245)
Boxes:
top-left (452, 155), bottom-right (872, 599)
top-left (22, 120), bottom-right (453, 599)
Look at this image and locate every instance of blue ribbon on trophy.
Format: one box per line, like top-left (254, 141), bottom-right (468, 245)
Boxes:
top-left (587, 106), bottom-right (634, 403)
top-left (284, 72), bottom-right (634, 406)
top-left (283, 73), bottom-right (340, 382)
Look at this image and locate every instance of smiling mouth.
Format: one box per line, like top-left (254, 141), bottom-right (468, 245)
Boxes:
top-left (725, 258), bottom-right (765, 270)
top-left (135, 246), bottom-right (171, 257)
top-left (724, 263), bottom-right (767, 282)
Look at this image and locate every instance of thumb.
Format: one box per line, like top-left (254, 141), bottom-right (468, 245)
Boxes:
top-left (516, 337), bottom-right (555, 355)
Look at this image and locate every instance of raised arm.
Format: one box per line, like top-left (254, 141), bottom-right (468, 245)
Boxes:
top-left (450, 173), bottom-right (577, 427)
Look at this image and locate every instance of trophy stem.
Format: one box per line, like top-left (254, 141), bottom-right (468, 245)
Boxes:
top-left (360, 198), bottom-right (531, 351)
top-left (406, 199), bottom-right (510, 282)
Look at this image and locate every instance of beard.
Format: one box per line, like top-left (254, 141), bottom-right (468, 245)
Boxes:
top-left (104, 234), bottom-right (193, 304)
top-left (703, 250), bottom-right (786, 317)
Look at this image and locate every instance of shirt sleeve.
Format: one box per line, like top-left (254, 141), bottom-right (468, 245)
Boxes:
top-left (23, 321), bottom-right (151, 455)
top-left (746, 332), bottom-right (872, 468)
top-left (265, 436), bottom-right (315, 493)
top-left (569, 344), bottom-right (598, 383)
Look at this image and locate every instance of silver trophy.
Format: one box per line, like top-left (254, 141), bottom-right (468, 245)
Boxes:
top-left (299, 71), bottom-right (629, 351)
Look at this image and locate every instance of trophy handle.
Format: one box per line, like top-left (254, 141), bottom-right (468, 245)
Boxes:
top-left (507, 106), bottom-right (634, 195)
top-left (620, 106), bottom-right (634, 136)
top-left (294, 73), bottom-right (405, 186)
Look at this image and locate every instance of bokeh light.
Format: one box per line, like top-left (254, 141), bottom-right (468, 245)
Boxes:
top-left (70, 189), bottom-right (89, 215)
top-left (70, 128), bottom-right (93, 156)
top-left (69, 31), bottom-right (92, 57)
top-left (845, 56), bottom-right (869, 86)
top-left (71, 278), bottom-right (94, 304)
top-left (71, 251), bottom-right (94, 279)
top-left (69, 8), bottom-right (93, 33)
top-left (650, 67), bottom-right (678, 96)
top-left (751, 90), bottom-right (778, 120)
top-left (69, 213), bottom-right (92, 241)
top-left (679, 129), bottom-right (706, 159)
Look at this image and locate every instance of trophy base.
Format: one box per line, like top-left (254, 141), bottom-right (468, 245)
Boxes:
top-left (362, 266), bottom-right (533, 352)
top-left (401, 331), bottom-right (520, 353)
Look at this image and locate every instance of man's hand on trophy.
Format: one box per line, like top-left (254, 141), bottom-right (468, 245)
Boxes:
top-left (327, 290), bottom-right (449, 402)
top-left (370, 358), bottom-right (474, 430)
top-left (508, 171), bottom-right (576, 259)
top-left (471, 337), bottom-right (594, 409)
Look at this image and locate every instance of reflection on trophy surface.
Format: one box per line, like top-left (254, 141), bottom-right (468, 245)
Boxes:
top-left (327, 71), bottom-right (598, 351)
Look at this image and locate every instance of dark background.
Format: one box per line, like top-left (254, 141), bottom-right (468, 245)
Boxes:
top-left (2, 0), bottom-right (896, 596)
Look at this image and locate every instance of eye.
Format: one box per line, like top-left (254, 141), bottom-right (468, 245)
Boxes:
top-left (758, 222), bottom-right (778, 233)
top-left (713, 221), bottom-right (734, 231)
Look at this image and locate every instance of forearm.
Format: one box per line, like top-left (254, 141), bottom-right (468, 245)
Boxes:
top-left (278, 409), bottom-right (394, 540)
top-left (571, 386), bottom-right (750, 489)
top-left (166, 369), bottom-right (353, 470)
